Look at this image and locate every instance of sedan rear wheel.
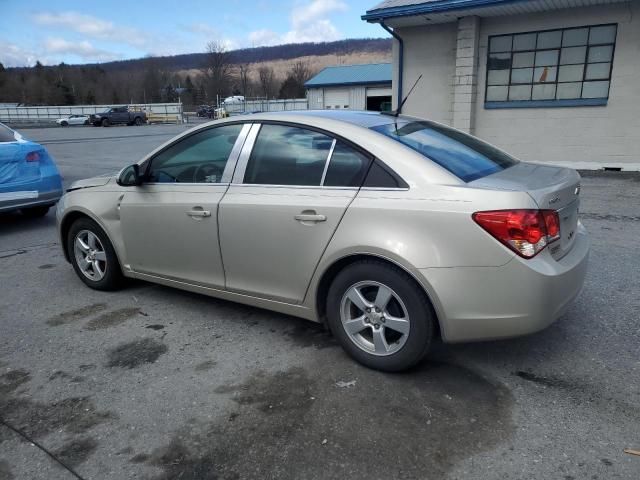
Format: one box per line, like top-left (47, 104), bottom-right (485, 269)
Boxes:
top-left (67, 217), bottom-right (124, 290)
top-left (341, 281), bottom-right (411, 356)
top-left (327, 260), bottom-right (434, 372)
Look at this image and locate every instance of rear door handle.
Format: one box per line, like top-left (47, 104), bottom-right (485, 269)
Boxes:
top-left (186, 209), bottom-right (211, 218)
top-left (294, 213), bottom-right (326, 222)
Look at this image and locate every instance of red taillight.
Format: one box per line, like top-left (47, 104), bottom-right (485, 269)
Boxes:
top-left (25, 151), bottom-right (40, 162)
top-left (542, 210), bottom-right (560, 242)
top-left (472, 209), bottom-right (561, 259)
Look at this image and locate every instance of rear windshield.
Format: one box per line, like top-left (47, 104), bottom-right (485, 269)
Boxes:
top-left (371, 121), bottom-right (517, 182)
top-left (0, 123), bottom-right (17, 142)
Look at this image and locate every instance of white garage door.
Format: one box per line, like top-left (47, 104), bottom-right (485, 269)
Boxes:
top-left (324, 89), bottom-right (350, 110)
top-left (366, 87), bottom-right (392, 97)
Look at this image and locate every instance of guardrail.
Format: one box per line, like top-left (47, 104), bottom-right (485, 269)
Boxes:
top-left (0, 103), bottom-right (184, 127)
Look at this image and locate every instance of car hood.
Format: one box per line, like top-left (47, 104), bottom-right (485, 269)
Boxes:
top-left (67, 175), bottom-right (114, 191)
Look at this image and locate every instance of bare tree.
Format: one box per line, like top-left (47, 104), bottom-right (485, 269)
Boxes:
top-left (258, 66), bottom-right (276, 99)
top-left (291, 60), bottom-right (312, 86)
top-left (278, 60), bottom-right (313, 99)
top-left (237, 63), bottom-right (251, 97)
top-left (202, 40), bottom-right (232, 102)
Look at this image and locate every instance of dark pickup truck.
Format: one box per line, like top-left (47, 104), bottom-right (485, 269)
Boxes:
top-left (90, 107), bottom-right (147, 127)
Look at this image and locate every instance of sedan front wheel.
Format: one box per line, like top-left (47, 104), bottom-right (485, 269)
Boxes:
top-left (67, 217), bottom-right (124, 290)
top-left (327, 260), bottom-right (435, 372)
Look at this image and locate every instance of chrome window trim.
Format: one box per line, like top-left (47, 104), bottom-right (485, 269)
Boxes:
top-left (221, 123), bottom-right (252, 183)
top-left (319, 139), bottom-right (337, 187)
top-left (228, 183), bottom-right (358, 191)
top-left (359, 187), bottom-right (410, 192)
top-left (137, 182), bottom-right (232, 187)
top-left (232, 123), bottom-right (261, 184)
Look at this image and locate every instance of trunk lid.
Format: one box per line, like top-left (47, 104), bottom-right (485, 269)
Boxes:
top-left (470, 162), bottom-right (581, 260)
top-left (0, 141), bottom-right (42, 190)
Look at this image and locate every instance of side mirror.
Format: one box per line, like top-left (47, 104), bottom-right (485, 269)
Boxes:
top-left (117, 164), bottom-right (143, 186)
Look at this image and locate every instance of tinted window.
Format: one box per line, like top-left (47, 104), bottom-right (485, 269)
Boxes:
top-left (147, 124), bottom-right (243, 183)
top-left (323, 142), bottom-right (372, 187)
top-left (363, 160), bottom-right (408, 189)
top-left (372, 121), bottom-right (517, 182)
top-left (244, 124), bottom-right (332, 186)
top-left (0, 124), bottom-right (16, 142)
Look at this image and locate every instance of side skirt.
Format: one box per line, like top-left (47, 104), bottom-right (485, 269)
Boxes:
top-left (129, 271), bottom-right (319, 322)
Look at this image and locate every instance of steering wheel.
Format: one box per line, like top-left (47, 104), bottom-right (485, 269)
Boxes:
top-left (193, 163), bottom-right (223, 183)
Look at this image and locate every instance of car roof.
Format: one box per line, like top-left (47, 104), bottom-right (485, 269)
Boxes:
top-left (244, 110), bottom-right (410, 129)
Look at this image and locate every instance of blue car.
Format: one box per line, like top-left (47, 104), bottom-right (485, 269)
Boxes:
top-left (0, 122), bottom-right (63, 217)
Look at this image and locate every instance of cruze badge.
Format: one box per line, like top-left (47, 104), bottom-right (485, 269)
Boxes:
top-left (549, 196), bottom-right (561, 205)
top-left (568, 230), bottom-right (575, 240)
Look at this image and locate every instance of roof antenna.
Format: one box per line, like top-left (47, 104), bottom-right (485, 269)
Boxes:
top-left (383, 74), bottom-right (423, 117)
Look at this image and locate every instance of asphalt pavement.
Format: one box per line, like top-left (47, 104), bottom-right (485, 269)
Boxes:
top-left (0, 124), bottom-right (638, 480)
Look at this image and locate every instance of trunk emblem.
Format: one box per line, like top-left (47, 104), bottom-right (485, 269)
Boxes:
top-left (549, 196), bottom-right (561, 205)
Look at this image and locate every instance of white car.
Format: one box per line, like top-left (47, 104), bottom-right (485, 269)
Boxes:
top-left (222, 96), bottom-right (245, 105)
top-left (56, 114), bottom-right (89, 127)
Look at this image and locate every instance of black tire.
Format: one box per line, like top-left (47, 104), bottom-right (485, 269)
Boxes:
top-left (326, 260), bottom-right (435, 372)
top-left (134, 116), bottom-right (143, 126)
top-left (67, 217), bottom-right (125, 291)
top-left (20, 205), bottom-right (50, 218)
top-left (60, 121), bottom-right (68, 127)
top-left (101, 118), bottom-right (110, 127)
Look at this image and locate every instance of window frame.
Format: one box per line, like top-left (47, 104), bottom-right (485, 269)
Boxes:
top-left (484, 23), bottom-right (617, 109)
top-left (142, 122), bottom-right (251, 185)
top-left (232, 121), bottom-right (407, 190)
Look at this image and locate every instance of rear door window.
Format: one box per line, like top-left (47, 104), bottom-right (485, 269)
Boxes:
top-left (323, 141), bottom-right (372, 187)
top-left (244, 124), bottom-right (332, 186)
top-left (372, 121), bottom-right (517, 182)
top-left (363, 160), bottom-right (409, 189)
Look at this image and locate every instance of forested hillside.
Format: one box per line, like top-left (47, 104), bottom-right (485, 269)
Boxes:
top-left (0, 38), bottom-right (391, 107)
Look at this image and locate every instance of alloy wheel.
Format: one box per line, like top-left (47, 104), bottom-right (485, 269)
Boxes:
top-left (340, 281), bottom-right (410, 356)
top-left (73, 229), bottom-right (107, 281)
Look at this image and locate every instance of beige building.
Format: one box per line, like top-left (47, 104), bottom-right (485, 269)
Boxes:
top-left (363, 0), bottom-right (640, 170)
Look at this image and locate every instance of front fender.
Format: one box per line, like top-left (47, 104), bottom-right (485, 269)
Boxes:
top-left (57, 190), bottom-right (127, 270)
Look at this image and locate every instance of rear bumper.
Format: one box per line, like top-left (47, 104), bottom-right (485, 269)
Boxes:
top-left (422, 223), bottom-right (589, 343)
top-left (0, 188), bottom-right (62, 212)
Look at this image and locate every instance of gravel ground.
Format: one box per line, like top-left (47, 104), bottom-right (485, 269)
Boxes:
top-left (0, 124), bottom-right (638, 480)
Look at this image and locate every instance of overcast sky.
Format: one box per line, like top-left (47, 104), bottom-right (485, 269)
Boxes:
top-left (0, 0), bottom-right (387, 67)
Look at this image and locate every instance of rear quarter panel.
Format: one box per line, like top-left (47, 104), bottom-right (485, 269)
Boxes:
top-left (304, 183), bottom-right (536, 317)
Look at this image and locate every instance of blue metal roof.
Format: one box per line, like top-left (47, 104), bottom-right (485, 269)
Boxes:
top-left (362, 0), bottom-right (530, 21)
top-left (304, 63), bottom-right (392, 88)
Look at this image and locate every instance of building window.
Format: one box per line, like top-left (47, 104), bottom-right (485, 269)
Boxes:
top-left (485, 24), bottom-right (616, 106)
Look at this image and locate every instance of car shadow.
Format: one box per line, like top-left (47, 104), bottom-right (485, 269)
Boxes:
top-left (0, 210), bottom-right (57, 236)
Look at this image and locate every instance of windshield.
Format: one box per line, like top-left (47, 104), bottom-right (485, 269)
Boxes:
top-left (372, 120), bottom-right (518, 182)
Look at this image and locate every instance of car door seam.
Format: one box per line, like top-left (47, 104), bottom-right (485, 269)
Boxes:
top-left (300, 187), bottom-right (361, 305)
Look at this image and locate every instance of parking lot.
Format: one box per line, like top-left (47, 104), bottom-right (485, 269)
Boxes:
top-left (1, 124), bottom-right (639, 479)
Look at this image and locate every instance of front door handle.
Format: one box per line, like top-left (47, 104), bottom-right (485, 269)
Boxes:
top-left (186, 209), bottom-right (211, 218)
top-left (294, 213), bottom-right (326, 223)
